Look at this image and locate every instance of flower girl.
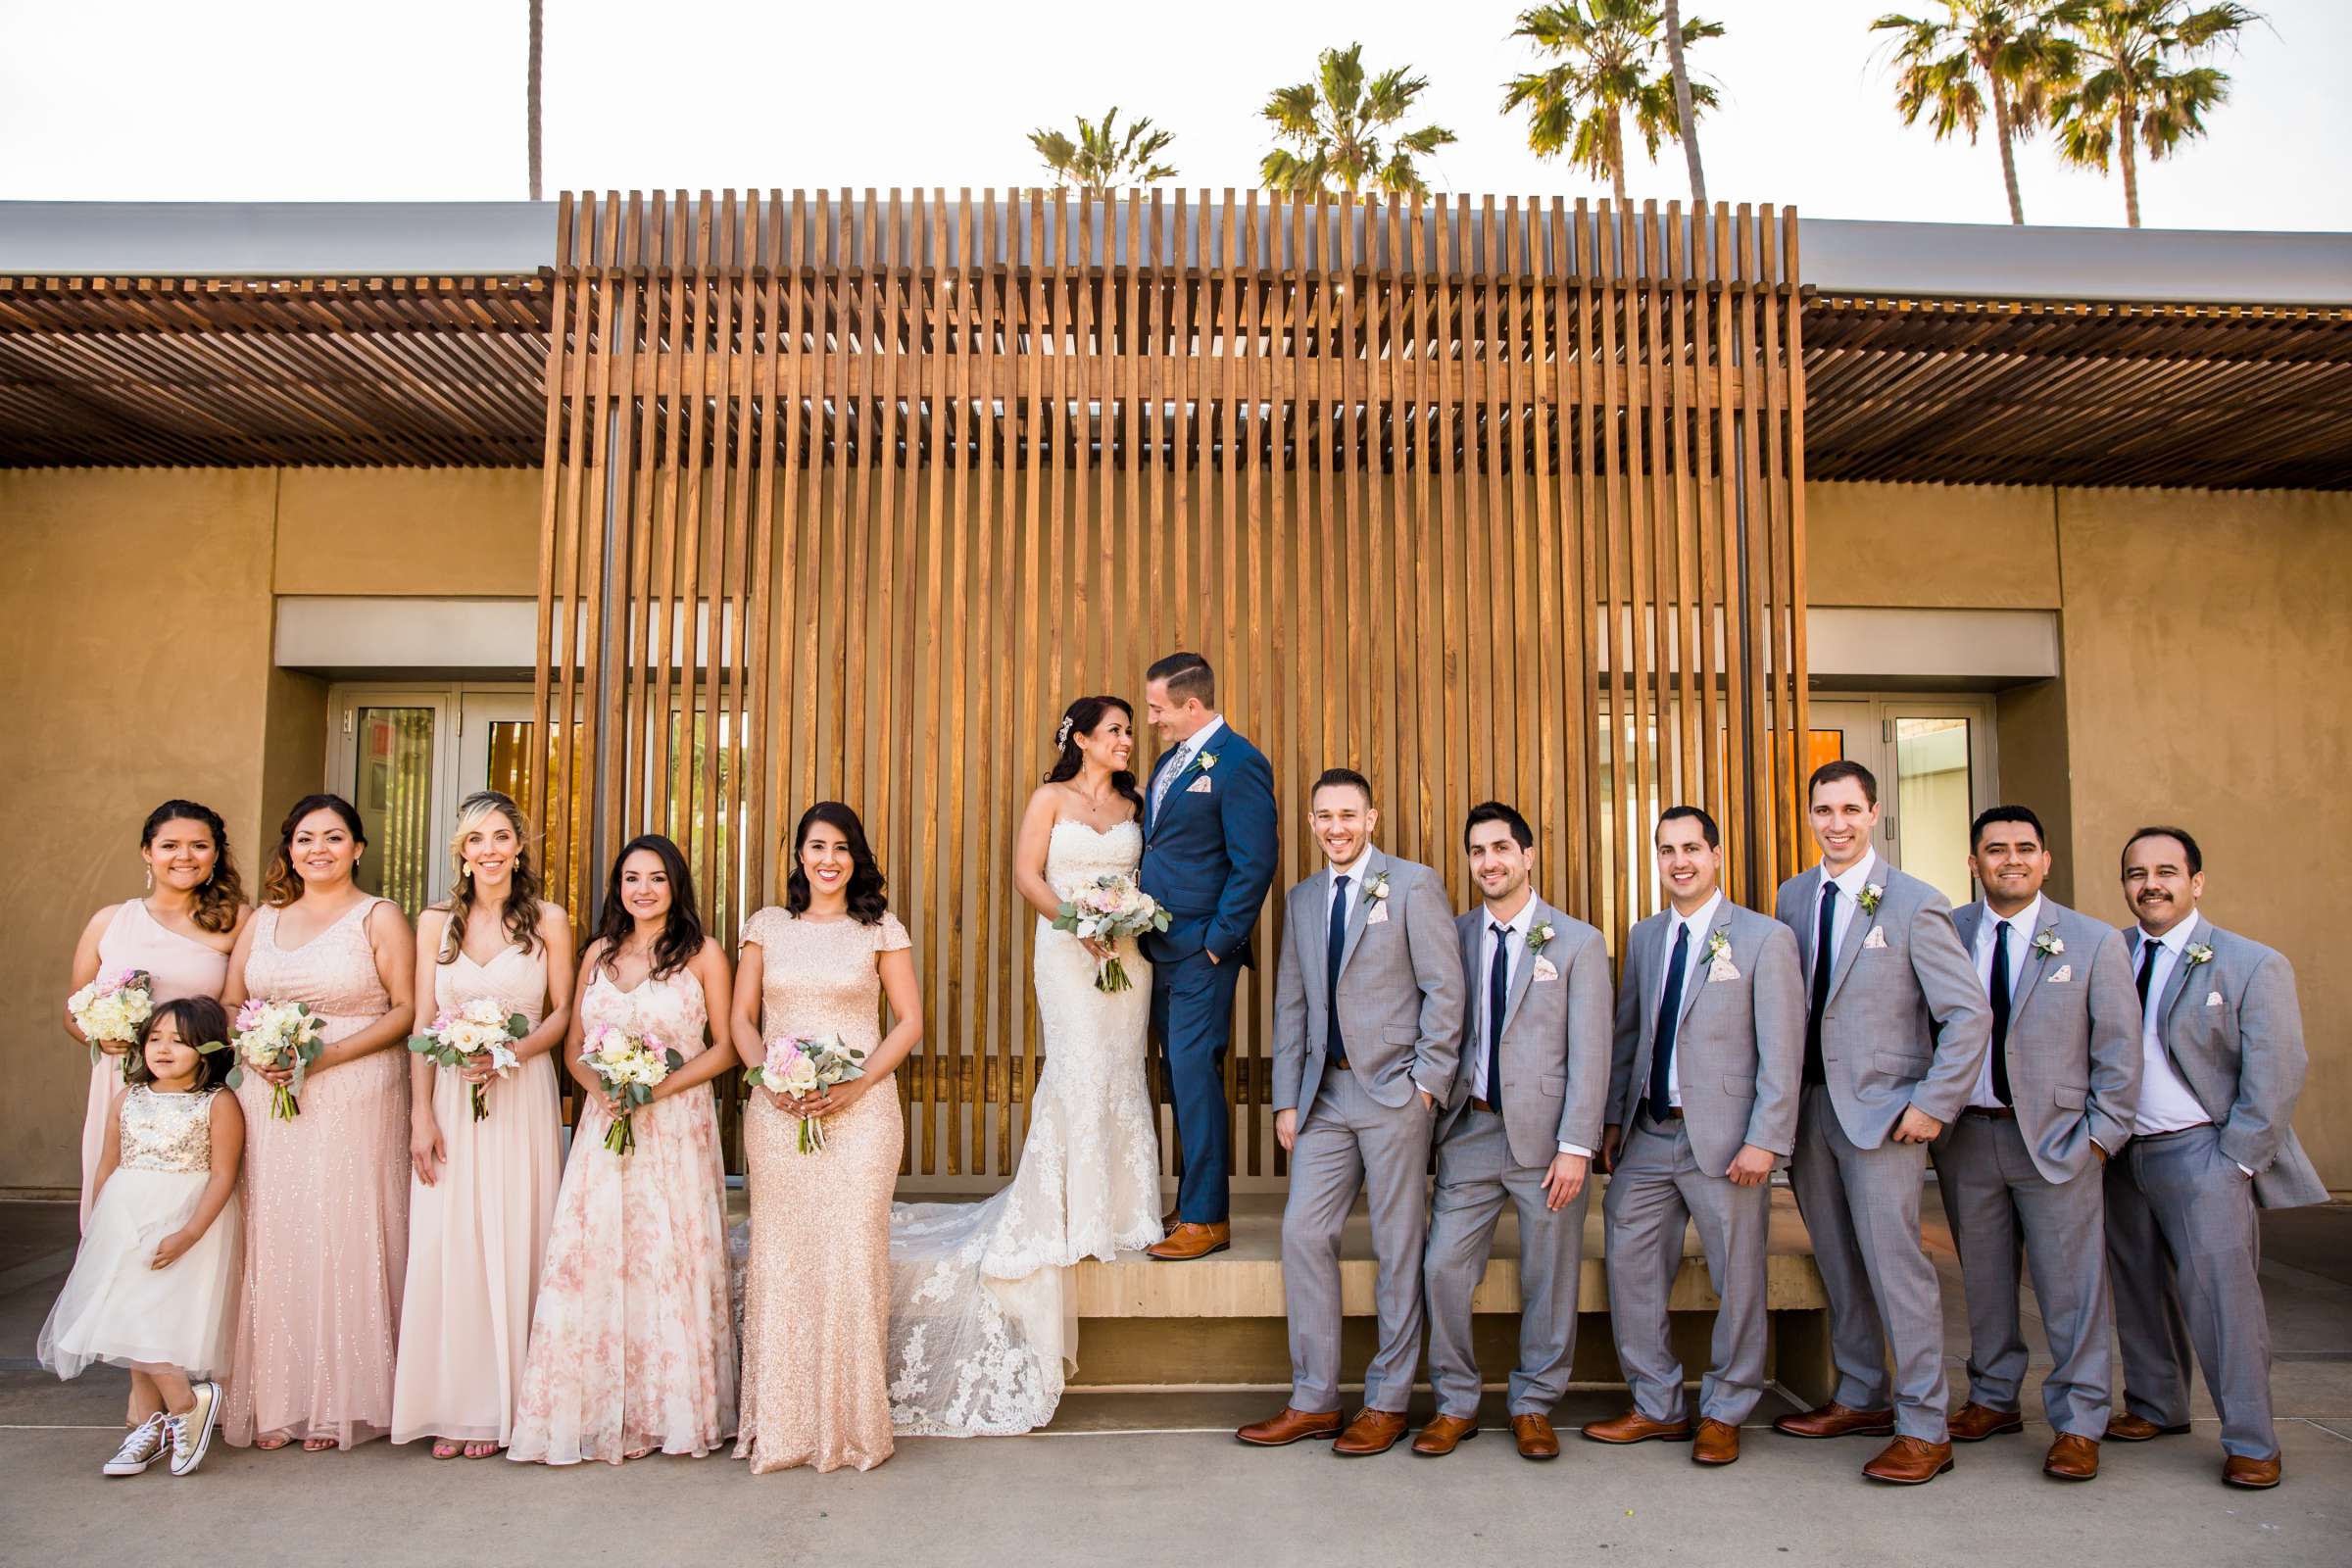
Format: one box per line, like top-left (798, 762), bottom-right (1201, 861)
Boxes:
top-left (39, 997), bottom-right (246, 1477)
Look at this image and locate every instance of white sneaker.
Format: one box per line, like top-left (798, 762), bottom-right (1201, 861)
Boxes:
top-left (167, 1382), bottom-right (221, 1477)
top-left (103, 1414), bottom-right (168, 1476)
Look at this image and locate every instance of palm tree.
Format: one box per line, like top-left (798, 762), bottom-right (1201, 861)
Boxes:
top-left (2047, 0), bottom-right (2261, 227)
top-left (1260, 42), bottom-right (1457, 197)
top-left (1662, 0), bottom-right (1708, 209)
top-left (1503, 1), bottom-right (1724, 210)
top-left (1029, 108), bottom-right (1179, 196)
top-left (1872, 3), bottom-right (2075, 224)
top-left (526, 0), bottom-right (544, 201)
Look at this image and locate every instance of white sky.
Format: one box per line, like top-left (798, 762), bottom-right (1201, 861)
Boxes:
top-left (3, 0), bottom-right (2344, 229)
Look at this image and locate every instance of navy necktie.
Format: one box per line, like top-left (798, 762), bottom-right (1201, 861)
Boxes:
top-left (1804, 880), bottom-right (1838, 1085)
top-left (2135, 937), bottom-right (2160, 1008)
top-left (1325, 874), bottom-right (1350, 1065)
top-left (1649, 921), bottom-right (1690, 1122)
top-left (1988, 919), bottom-right (2013, 1105)
top-left (1487, 923), bottom-right (1510, 1110)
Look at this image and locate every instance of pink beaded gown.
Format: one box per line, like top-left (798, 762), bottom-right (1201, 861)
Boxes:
top-left (734, 906), bottom-right (909, 1475)
top-left (79, 899), bottom-right (231, 1228)
top-left (509, 965), bottom-right (735, 1465)
top-left (221, 897), bottom-right (410, 1449)
top-left (391, 940), bottom-right (563, 1446)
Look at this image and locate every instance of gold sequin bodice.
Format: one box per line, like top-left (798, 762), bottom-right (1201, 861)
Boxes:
top-left (119, 1086), bottom-right (219, 1174)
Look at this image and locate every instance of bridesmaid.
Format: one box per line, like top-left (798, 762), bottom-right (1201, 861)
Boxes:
top-left (65, 801), bottom-right (249, 1229)
top-left (392, 791), bottom-right (574, 1459)
top-left (510, 833), bottom-right (736, 1465)
top-left (732, 802), bottom-right (922, 1474)
top-left (220, 793), bottom-right (417, 1452)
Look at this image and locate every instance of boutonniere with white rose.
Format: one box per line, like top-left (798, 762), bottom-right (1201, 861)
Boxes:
top-left (1362, 869), bottom-right (1393, 923)
top-left (2032, 930), bottom-right (2064, 959)
top-left (1857, 883), bottom-right (1884, 915)
top-left (1526, 919), bottom-right (1556, 956)
top-left (2184, 942), bottom-right (2215, 967)
top-left (1193, 750), bottom-right (1218, 776)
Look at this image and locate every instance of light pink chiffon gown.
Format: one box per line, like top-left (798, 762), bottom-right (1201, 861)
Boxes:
top-left (509, 965), bottom-right (735, 1465)
top-left (80, 899), bottom-right (230, 1228)
top-left (221, 897), bottom-right (411, 1449)
top-left (391, 940), bottom-right (563, 1446)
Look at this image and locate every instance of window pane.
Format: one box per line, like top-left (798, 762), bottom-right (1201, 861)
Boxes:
top-left (485, 719), bottom-right (534, 817)
top-left (354, 707), bottom-right (435, 916)
top-left (1895, 717), bottom-right (1973, 906)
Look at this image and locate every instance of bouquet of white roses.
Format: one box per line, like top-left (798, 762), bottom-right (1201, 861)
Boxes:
top-left (225, 998), bottom-right (327, 1121)
top-left (1051, 873), bottom-right (1171, 993)
top-left (744, 1032), bottom-right (866, 1152)
top-left (68, 967), bottom-right (155, 1084)
top-left (581, 1022), bottom-right (684, 1156)
top-left (408, 997), bottom-right (527, 1122)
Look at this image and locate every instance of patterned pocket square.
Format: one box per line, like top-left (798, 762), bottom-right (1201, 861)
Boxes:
top-left (1706, 956), bottom-right (1740, 982)
top-left (2205, 991), bottom-right (2224, 1007)
top-left (1531, 956), bottom-right (1559, 982)
top-left (2045, 964), bottom-right (2072, 983)
top-left (1365, 904), bottom-right (1390, 925)
top-left (1862, 925), bottom-right (1888, 951)
top-left (1185, 775), bottom-right (1213, 794)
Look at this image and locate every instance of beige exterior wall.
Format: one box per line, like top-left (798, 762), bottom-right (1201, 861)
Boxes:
top-left (1808, 481), bottom-right (2061, 610)
top-left (274, 467), bottom-right (539, 597)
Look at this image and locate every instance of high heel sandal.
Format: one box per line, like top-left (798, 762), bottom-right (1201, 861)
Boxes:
top-left (302, 1437), bottom-right (336, 1452)
top-left (255, 1435), bottom-right (290, 1451)
top-left (431, 1440), bottom-right (462, 1460)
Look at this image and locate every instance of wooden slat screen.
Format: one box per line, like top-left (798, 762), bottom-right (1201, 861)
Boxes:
top-left (534, 189), bottom-right (1809, 1182)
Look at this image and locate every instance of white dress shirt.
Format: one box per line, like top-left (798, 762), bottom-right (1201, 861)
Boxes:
top-left (1654, 891), bottom-right (1724, 1109)
top-left (2132, 919), bottom-right (2237, 1173)
top-left (1471, 891), bottom-right (1590, 1159)
top-left (1966, 894), bottom-right (2040, 1110)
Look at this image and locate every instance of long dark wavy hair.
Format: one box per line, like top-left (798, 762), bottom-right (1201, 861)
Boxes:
top-left (434, 791), bottom-right (545, 963)
top-left (785, 802), bottom-right (890, 925)
top-left (262, 793), bottom-right (368, 907)
top-left (140, 799), bottom-right (245, 935)
top-left (127, 997), bottom-right (234, 1092)
top-left (1042, 696), bottom-right (1144, 816)
top-left (591, 833), bottom-right (704, 981)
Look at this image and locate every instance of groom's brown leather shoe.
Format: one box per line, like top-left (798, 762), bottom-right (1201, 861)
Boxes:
top-left (1236, 1407), bottom-right (1341, 1446)
top-left (1581, 1408), bottom-right (1692, 1445)
top-left (1862, 1436), bottom-right (1954, 1484)
top-left (1332, 1409), bottom-right (1409, 1456)
top-left (1949, 1401), bottom-right (2026, 1442)
top-left (2042, 1434), bottom-right (2099, 1481)
top-left (1512, 1414), bottom-right (1561, 1459)
top-left (1411, 1414), bottom-right (1479, 1455)
top-left (1146, 1221), bottom-right (1230, 1261)
top-left (1773, 1401), bottom-right (1896, 1440)
top-left (2105, 1411), bottom-right (2190, 1442)
top-left (2223, 1452), bottom-right (2282, 1489)
top-left (1692, 1419), bottom-right (1741, 1466)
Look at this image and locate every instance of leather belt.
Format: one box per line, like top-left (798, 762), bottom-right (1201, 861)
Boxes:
top-left (1642, 1105), bottom-right (1685, 1122)
top-left (1470, 1098), bottom-right (1496, 1113)
top-left (1963, 1106), bottom-right (2018, 1121)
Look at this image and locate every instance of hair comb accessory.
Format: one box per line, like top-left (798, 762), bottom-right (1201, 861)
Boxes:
top-left (1054, 716), bottom-right (1075, 749)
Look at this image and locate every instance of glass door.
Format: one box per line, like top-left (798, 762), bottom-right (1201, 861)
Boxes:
top-left (459, 691), bottom-right (538, 819)
top-left (329, 690), bottom-right (455, 917)
top-left (1799, 696), bottom-right (1995, 906)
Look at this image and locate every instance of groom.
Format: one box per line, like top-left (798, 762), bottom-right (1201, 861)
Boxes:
top-left (1139, 652), bottom-right (1279, 1261)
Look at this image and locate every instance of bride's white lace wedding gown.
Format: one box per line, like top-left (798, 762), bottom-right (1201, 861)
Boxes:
top-left (886, 818), bottom-right (1164, 1436)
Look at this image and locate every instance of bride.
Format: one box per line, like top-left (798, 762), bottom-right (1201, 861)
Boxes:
top-left (885, 696), bottom-right (1164, 1436)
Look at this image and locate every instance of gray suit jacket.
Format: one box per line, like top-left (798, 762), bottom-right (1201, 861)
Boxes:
top-left (2130, 912), bottom-right (2328, 1209)
top-left (1948, 898), bottom-right (2142, 1184)
top-left (1775, 859), bottom-right (1991, 1148)
top-left (1439, 898), bottom-right (1611, 1168)
top-left (1607, 899), bottom-right (1805, 1174)
top-left (1273, 849), bottom-right (1466, 1116)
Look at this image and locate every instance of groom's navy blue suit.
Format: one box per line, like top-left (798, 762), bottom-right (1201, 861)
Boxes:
top-left (1141, 721), bottom-right (1279, 1225)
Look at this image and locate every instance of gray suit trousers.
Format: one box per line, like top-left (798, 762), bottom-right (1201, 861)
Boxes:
top-left (1422, 1106), bottom-right (1586, 1418)
top-left (2104, 1123), bottom-right (2278, 1458)
top-left (1935, 1112), bottom-right (2114, 1437)
top-left (1603, 1111), bottom-right (1772, 1426)
top-left (1284, 1065), bottom-right (1435, 1412)
top-left (1789, 1084), bottom-right (1950, 1440)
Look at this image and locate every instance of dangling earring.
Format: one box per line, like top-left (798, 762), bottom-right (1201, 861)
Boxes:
top-left (461, 862), bottom-right (473, 879)
top-left (143, 864), bottom-right (153, 892)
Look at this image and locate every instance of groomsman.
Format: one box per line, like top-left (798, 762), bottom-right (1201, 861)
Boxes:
top-left (1239, 768), bottom-right (1464, 1456)
top-left (2104, 826), bottom-right (2328, 1490)
top-left (1930, 806), bottom-right (2141, 1483)
top-left (1584, 806), bottom-right (1803, 1468)
top-left (1416, 802), bottom-right (1610, 1462)
top-left (1773, 760), bottom-right (1989, 1485)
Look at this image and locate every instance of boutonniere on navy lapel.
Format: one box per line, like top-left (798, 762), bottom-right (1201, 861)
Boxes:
top-left (1704, 928), bottom-right (1740, 982)
top-left (1184, 749), bottom-right (1218, 795)
top-left (1363, 869), bottom-right (1392, 924)
top-left (1527, 919), bottom-right (1559, 981)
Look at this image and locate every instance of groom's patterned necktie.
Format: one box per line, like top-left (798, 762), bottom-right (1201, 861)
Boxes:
top-left (1151, 738), bottom-right (1191, 829)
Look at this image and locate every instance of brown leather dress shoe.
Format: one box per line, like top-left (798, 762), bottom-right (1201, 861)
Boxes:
top-left (1581, 1408), bottom-right (1693, 1445)
top-left (1236, 1406), bottom-right (1342, 1446)
top-left (1411, 1414), bottom-right (1479, 1455)
top-left (1332, 1408), bottom-right (1409, 1456)
top-left (1692, 1418), bottom-right (1740, 1466)
top-left (1949, 1401), bottom-right (2026, 1442)
top-left (2043, 1433), bottom-right (2100, 1481)
top-left (1862, 1435), bottom-right (1955, 1485)
top-left (2223, 1451), bottom-right (2282, 1490)
top-left (1512, 1413), bottom-right (1561, 1460)
top-left (2105, 1411), bottom-right (2191, 1442)
top-left (1772, 1401), bottom-right (1896, 1440)
top-left (1145, 1221), bottom-right (1231, 1261)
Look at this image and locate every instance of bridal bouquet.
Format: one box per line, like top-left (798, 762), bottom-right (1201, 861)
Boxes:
top-left (581, 1022), bottom-right (684, 1156)
top-left (744, 1033), bottom-right (866, 1152)
top-left (1052, 873), bottom-right (1170, 993)
top-left (407, 998), bottom-right (527, 1121)
top-left (68, 967), bottom-right (154, 1084)
top-left (225, 998), bottom-right (327, 1120)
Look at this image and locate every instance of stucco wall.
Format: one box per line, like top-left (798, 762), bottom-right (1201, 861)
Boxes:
top-left (1808, 481), bottom-right (2061, 610)
top-left (274, 467), bottom-right (539, 597)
